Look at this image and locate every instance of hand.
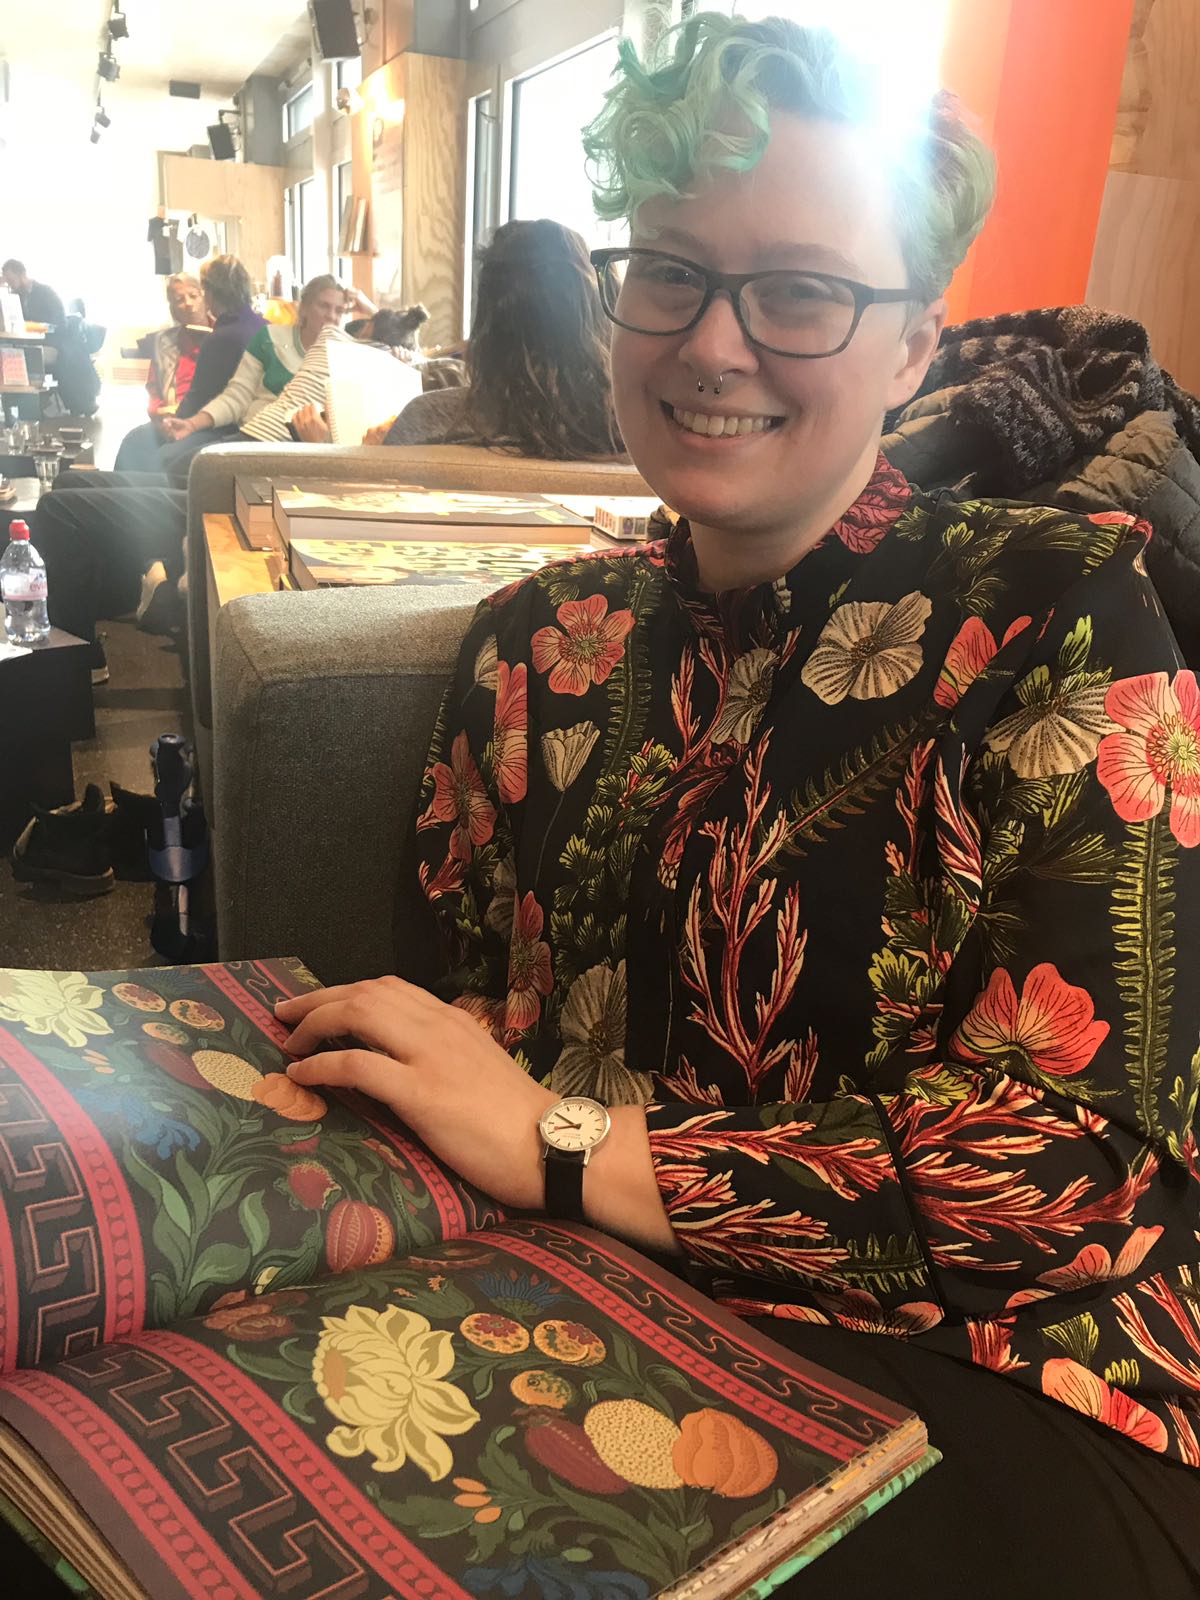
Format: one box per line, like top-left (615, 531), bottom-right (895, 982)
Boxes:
top-left (277, 977), bottom-right (557, 1210)
top-left (292, 403), bottom-right (332, 444)
top-left (158, 415), bottom-right (192, 440)
top-left (361, 419), bottom-right (396, 447)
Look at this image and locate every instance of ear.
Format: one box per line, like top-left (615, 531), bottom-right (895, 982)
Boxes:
top-left (884, 297), bottom-right (946, 412)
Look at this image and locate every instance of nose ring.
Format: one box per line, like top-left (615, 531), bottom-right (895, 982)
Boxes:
top-left (697, 374), bottom-right (725, 396)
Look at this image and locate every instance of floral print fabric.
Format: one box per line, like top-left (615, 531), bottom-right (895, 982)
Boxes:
top-left (413, 453), bottom-right (1200, 1463)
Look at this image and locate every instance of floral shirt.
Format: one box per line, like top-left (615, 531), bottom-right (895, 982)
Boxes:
top-left (413, 454), bottom-right (1200, 1463)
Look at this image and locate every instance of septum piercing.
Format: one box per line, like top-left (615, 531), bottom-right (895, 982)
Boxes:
top-left (697, 374), bottom-right (725, 396)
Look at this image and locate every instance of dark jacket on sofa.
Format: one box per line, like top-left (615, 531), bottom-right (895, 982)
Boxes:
top-left (882, 306), bottom-right (1200, 665)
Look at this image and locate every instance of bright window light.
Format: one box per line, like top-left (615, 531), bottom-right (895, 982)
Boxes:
top-left (729, 0), bottom-right (950, 105)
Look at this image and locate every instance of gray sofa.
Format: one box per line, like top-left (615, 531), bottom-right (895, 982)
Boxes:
top-left (196, 442), bottom-right (650, 983)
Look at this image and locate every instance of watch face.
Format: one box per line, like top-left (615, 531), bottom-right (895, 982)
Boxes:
top-left (540, 1097), bottom-right (610, 1153)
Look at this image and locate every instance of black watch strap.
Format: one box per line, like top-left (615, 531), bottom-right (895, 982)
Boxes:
top-left (543, 1147), bottom-right (587, 1222)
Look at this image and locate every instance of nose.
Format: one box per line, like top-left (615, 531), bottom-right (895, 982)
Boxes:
top-left (677, 290), bottom-right (759, 386)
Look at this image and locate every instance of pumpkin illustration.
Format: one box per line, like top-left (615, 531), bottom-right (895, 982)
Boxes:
top-left (287, 1161), bottom-right (338, 1210)
top-left (252, 1072), bottom-right (327, 1121)
top-left (672, 1408), bottom-right (778, 1498)
top-left (459, 1313), bottom-right (530, 1354)
top-left (532, 1319), bottom-right (606, 1366)
top-left (191, 1049), bottom-right (262, 1100)
top-left (583, 1399), bottom-right (683, 1489)
top-left (112, 982), bottom-right (166, 1012)
top-left (510, 1369), bottom-right (574, 1409)
top-left (325, 1199), bottom-right (396, 1271)
top-left (523, 1414), bottom-right (628, 1494)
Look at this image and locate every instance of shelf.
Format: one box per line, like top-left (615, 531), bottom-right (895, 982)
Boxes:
top-left (0, 384), bottom-right (47, 395)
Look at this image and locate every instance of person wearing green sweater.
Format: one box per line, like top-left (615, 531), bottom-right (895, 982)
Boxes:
top-left (155, 274), bottom-right (356, 479)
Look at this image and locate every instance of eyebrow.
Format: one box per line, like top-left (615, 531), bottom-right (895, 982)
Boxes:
top-left (638, 226), bottom-right (865, 278)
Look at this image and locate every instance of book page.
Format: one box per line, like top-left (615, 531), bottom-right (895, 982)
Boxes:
top-left (324, 337), bottom-right (423, 446)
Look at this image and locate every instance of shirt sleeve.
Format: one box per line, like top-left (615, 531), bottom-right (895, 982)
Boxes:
top-left (410, 595), bottom-right (524, 1043)
top-left (178, 324), bottom-right (252, 419)
top-left (645, 533), bottom-right (1200, 1321)
top-left (200, 333), bottom-right (270, 429)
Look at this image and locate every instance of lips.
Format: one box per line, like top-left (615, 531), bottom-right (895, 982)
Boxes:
top-left (665, 402), bottom-right (783, 438)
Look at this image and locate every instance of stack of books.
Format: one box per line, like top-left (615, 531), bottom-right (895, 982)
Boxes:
top-left (0, 956), bottom-right (938, 1597)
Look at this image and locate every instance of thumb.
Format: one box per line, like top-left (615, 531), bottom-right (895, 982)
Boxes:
top-left (288, 1049), bottom-right (411, 1109)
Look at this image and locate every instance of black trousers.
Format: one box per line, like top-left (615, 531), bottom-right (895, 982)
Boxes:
top-left (113, 419), bottom-right (165, 473)
top-left (757, 1319), bottom-right (1200, 1598)
top-left (31, 468), bottom-right (187, 644)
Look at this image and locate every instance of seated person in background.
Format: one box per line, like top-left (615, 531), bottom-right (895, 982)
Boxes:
top-left (154, 273), bottom-right (347, 479)
top-left (1, 259), bottom-right (65, 325)
top-left (113, 274), bottom-right (210, 472)
top-left (160, 254), bottom-right (264, 447)
top-left (380, 219), bottom-right (624, 458)
top-left (274, 14), bottom-right (1200, 1593)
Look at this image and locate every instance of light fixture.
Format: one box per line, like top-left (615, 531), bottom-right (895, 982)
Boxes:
top-left (90, 126), bottom-right (102, 143)
top-left (98, 51), bottom-right (120, 82)
top-left (107, 9), bottom-right (128, 39)
top-left (94, 107), bottom-right (111, 128)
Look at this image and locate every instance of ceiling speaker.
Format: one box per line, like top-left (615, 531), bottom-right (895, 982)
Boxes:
top-left (309, 0), bottom-right (360, 62)
top-left (208, 122), bottom-right (236, 161)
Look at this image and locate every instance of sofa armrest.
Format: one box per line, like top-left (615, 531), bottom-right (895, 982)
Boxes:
top-left (212, 583), bottom-right (488, 984)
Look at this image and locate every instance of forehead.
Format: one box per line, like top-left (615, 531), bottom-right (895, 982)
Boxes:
top-left (633, 113), bottom-right (905, 281)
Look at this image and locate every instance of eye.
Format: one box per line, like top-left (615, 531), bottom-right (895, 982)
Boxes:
top-left (631, 256), bottom-right (704, 291)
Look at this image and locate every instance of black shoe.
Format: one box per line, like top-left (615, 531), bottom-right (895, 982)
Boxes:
top-left (108, 782), bottom-right (157, 879)
top-left (11, 783), bottom-right (115, 896)
top-left (89, 637), bottom-right (109, 686)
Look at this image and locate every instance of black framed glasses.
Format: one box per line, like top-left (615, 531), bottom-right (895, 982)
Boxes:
top-left (591, 247), bottom-right (915, 359)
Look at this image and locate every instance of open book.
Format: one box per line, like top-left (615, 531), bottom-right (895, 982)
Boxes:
top-left (0, 960), bottom-right (937, 1598)
top-left (324, 337), bottom-right (423, 446)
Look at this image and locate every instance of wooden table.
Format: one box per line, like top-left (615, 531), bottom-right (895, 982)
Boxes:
top-left (0, 627), bottom-right (94, 847)
top-left (203, 513), bottom-right (279, 703)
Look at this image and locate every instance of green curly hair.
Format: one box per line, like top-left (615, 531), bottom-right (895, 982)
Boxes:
top-left (583, 11), bottom-right (996, 302)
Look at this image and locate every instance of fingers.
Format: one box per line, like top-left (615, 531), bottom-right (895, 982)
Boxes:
top-left (287, 1048), bottom-right (411, 1108)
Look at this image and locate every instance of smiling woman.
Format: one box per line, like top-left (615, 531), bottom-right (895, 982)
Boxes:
top-left (279, 12), bottom-right (1200, 1592)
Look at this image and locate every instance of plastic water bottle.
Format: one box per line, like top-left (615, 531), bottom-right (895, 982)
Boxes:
top-left (1, 519), bottom-right (51, 644)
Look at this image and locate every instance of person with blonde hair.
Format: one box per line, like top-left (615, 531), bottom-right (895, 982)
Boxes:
top-left (272, 18), bottom-right (1200, 1586)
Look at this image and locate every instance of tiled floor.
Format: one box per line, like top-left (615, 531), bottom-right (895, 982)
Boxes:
top-left (0, 383), bottom-right (192, 972)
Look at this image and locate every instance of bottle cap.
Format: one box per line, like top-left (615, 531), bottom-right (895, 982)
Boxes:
top-left (8, 520), bottom-right (29, 540)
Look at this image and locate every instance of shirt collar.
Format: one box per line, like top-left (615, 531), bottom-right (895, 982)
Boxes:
top-left (664, 451), bottom-right (913, 650)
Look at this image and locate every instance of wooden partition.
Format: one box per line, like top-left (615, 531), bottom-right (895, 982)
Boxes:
top-left (158, 155), bottom-right (288, 283)
top-left (1087, 0), bottom-right (1200, 391)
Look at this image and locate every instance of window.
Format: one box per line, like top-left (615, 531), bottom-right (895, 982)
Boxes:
top-left (286, 176), bottom-right (321, 287)
top-left (466, 91), bottom-right (496, 322)
top-left (335, 159), bottom-right (353, 278)
top-left (285, 82), bottom-right (314, 141)
top-left (336, 55), bottom-right (362, 93)
top-left (508, 36), bottom-right (627, 250)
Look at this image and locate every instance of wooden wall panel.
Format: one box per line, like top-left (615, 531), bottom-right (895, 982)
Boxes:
top-left (401, 54), bottom-right (467, 348)
top-left (1110, 0), bottom-right (1200, 178)
top-left (158, 156), bottom-right (287, 282)
top-left (1087, 172), bottom-right (1200, 393)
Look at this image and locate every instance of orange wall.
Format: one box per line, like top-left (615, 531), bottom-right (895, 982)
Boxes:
top-left (941, 0), bottom-right (1135, 323)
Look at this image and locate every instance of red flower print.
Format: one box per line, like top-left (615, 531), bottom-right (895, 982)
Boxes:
top-left (967, 1317), bottom-right (1027, 1373)
top-left (1041, 1358), bottom-right (1168, 1452)
top-left (1033, 1226), bottom-right (1163, 1294)
top-left (424, 732), bottom-right (497, 861)
top-left (505, 891), bottom-right (553, 1032)
top-left (813, 1288), bottom-right (942, 1336)
top-left (934, 615), bottom-right (1031, 709)
top-left (1096, 671), bottom-right (1200, 847)
top-left (494, 661), bottom-right (528, 805)
top-left (531, 594), bottom-right (635, 696)
top-left (828, 454), bottom-right (912, 554)
top-left (951, 963), bottom-right (1109, 1079)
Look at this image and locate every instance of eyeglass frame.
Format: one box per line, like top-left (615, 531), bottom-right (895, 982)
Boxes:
top-left (590, 246), bottom-right (917, 360)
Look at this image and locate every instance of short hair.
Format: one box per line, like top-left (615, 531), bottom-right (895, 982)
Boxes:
top-left (371, 303), bottom-right (429, 351)
top-left (165, 273), bottom-right (201, 296)
top-left (2, 259), bottom-right (26, 277)
top-left (583, 13), bottom-right (997, 302)
top-left (299, 273), bottom-right (341, 307)
top-left (200, 254), bottom-right (253, 315)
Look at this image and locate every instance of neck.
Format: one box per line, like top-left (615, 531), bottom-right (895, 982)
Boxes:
top-left (688, 438), bottom-right (880, 592)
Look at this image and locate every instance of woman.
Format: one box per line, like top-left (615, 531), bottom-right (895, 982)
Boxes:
top-left (112, 274), bottom-right (209, 472)
top-left (155, 272), bottom-right (347, 477)
top-left (277, 16), bottom-right (1200, 1591)
top-left (382, 218), bottom-right (623, 459)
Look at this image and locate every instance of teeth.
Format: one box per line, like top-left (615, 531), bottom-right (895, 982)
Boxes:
top-left (671, 406), bottom-right (772, 437)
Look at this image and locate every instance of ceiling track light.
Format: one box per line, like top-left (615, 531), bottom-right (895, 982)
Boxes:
top-left (98, 51), bottom-right (120, 82)
top-left (95, 107), bottom-right (111, 129)
top-left (107, 9), bottom-right (128, 40)
top-left (90, 126), bottom-right (101, 143)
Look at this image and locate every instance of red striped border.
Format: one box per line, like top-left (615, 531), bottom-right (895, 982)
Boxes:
top-left (494, 1228), bottom-right (895, 1458)
top-left (348, 1091), bottom-right (475, 1240)
top-left (0, 1028), bottom-right (145, 1351)
top-left (0, 1077), bottom-right (20, 1371)
top-left (129, 1330), bottom-right (473, 1600)
top-left (198, 965), bottom-right (290, 1044)
top-left (1, 1368), bottom-right (258, 1600)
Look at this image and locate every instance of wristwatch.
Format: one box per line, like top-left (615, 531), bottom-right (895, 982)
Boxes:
top-left (539, 1096), bottom-right (611, 1222)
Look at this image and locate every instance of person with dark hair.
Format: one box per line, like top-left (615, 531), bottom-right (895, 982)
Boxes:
top-left (382, 219), bottom-right (623, 459)
top-left (167, 255), bottom-right (263, 432)
top-left (1, 260), bottom-right (65, 326)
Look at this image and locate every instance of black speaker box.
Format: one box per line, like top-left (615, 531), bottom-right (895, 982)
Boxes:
top-left (207, 123), bottom-right (236, 161)
top-left (310, 0), bottom-right (360, 61)
top-left (169, 80), bottom-right (202, 98)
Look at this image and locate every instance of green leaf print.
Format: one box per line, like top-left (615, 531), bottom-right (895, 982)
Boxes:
top-left (1042, 1312), bottom-right (1100, 1367)
top-left (1111, 812), bottom-right (1176, 1138)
